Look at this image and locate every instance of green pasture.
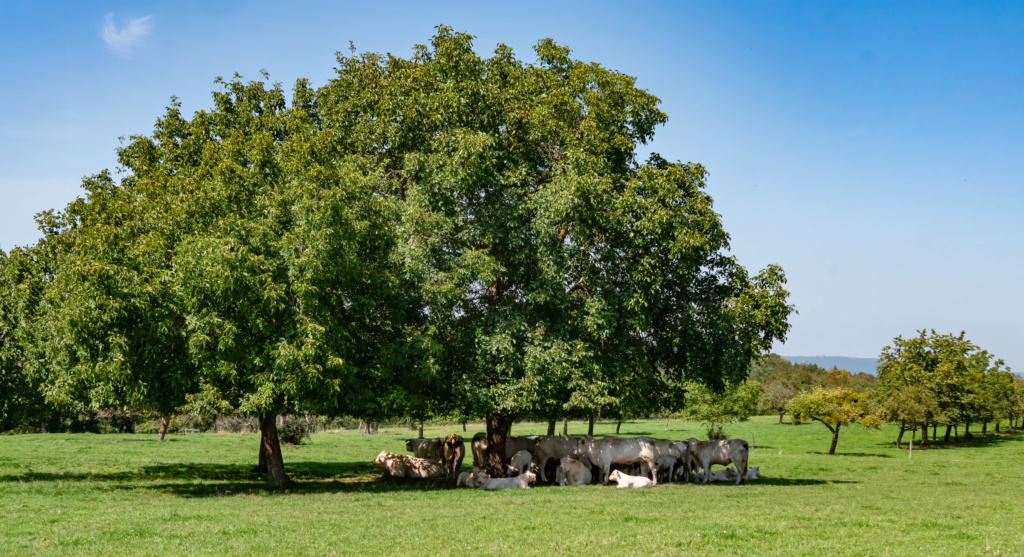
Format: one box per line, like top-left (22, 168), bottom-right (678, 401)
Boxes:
top-left (1, 417), bottom-right (1022, 556)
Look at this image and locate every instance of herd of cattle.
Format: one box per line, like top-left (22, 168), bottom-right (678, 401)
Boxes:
top-left (371, 432), bottom-right (759, 490)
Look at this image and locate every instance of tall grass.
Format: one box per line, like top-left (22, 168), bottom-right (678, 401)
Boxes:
top-left (1, 417), bottom-right (1021, 555)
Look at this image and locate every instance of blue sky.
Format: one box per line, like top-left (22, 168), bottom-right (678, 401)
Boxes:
top-left (2, 1), bottom-right (1021, 370)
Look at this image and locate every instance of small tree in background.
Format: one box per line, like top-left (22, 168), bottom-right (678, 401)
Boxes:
top-left (682, 380), bottom-right (762, 439)
top-left (788, 387), bottom-right (880, 454)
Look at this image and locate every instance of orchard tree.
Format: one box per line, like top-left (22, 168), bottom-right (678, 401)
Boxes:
top-left (681, 379), bottom-right (762, 438)
top-left (877, 330), bottom-right (1011, 443)
top-left (788, 387), bottom-right (881, 454)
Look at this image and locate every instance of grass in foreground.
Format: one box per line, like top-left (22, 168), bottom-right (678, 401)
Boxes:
top-left (1, 417), bottom-right (1022, 556)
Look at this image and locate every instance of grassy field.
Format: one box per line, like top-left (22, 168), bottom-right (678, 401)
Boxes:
top-left (1, 417), bottom-right (1022, 556)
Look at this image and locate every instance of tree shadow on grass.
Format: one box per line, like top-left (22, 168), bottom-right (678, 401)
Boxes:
top-left (871, 429), bottom-right (1023, 451)
top-left (753, 477), bottom-right (859, 487)
top-left (1, 460), bottom-right (863, 497)
top-left (809, 452), bottom-right (892, 458)
top-left (0, 460), bottom-right (469, 498)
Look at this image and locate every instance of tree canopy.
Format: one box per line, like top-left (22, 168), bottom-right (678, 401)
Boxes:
top-left (2, 27), bottom-right (795, 483)
top-left (876, 330), bottom-right (1013, 443)
top-left (788, 386), bottom-right (880, 455)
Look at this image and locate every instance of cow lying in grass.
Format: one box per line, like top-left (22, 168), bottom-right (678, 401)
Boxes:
top-left (704, 465), bottom-right (760, 482)
top-left (373, 451), bottom-right (445, 479)
top-left (608, 469), bottom-right (653, 488)
top-left (556, 457), bottom-right (592, 486)
top-left (457, 468), bottom-right (490, 487)
top-left (477, 471), bottom-right (536, 490)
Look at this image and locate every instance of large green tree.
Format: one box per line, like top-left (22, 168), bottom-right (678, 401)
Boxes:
top-left (313, 28), bottom-right (794, 472)
top-left (28, 76), bottom-right (414, 487)
top-left (17, 27), bottom-right (794, 481)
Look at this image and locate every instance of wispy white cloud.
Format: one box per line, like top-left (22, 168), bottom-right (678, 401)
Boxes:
top-left (102, 13), bottom-right (153, 57)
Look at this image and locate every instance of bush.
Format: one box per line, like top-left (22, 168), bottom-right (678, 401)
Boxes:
top-left (279, 420), bottom-right (309, 445)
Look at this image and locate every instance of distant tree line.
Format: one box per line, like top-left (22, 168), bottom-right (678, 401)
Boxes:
top-left (874, 330), bottom-right (1020, 447)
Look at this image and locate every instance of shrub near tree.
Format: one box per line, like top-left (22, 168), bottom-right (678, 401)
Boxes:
top-left (681, 380), bottom-right (762, 439)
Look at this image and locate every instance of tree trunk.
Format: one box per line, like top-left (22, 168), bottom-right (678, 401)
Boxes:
top-left (895, 422), bottom-right (905, 449)
top-left (157, 414), bottom-right (170, 442)
top-left (562, 418), bottom-right (568, 436)
top-left (588, 414), bottom-right (595, 437)
top-left (954, 424), bottom-right (959, 440)
top-left (933, 423), bottom-right (937, 440)
top-left (944, 424), bottom-right (952, 443)
top-left (258, 412), bottom-right (289, 488)
top-left (995, 420), bottom-right (1000, 433)
top-left (982, 421), bottom-right (988, 435)
top-left (964, 421), bottom-right (971, 438)
top-left (616, 419), bottom-right (622, 435)
top-left (547, 420), bottom-right (555, 436)
top-left (665, 417), bottom-right (670, 431)
top-left (778, 410), bottom-right (784, 424)
top-left (418, 419), bottom-right (424, 439)
top-left (462, 422), bottom-right (467, 432)
top-left (921, 422), bottom-right (928, 444)
top-left (485, 411), bottom-right (514, 477)
top-left (828, 425), bottom-right (840, 455)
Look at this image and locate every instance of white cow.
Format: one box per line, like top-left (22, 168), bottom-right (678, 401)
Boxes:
top-left (687, 439), bottom-right (750, 485)
top-left (406, 438), bottom-right (443, 461)
top-left (727, 465), bottom-right (759, 481)
top-left (608, 469), bottom-right (653, 488)
top-left (639, 439), bottom-right (681, 483)
top-left (533, 436), bottom-right (582, 482)
top-left (556, 456), bottom-right (592, 486)
top-left (372, 451), bottom-right (444, 479)
top-left (478, 471), bottom-right (537, 490)
top-left (578, 436), bottom-right (660, 485)
top-left (457, 467), bottom-right (490, 487)
top-left (508, 450), bottom-right (533, 477)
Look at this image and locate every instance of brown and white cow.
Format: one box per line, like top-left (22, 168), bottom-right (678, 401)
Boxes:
top-left (442, 434), bottom-right (466, 481)
top-left (372, 451), bottom-right (445, 479)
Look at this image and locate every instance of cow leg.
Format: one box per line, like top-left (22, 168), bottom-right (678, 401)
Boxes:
top-left (602, 464), bottom-right (611, 484)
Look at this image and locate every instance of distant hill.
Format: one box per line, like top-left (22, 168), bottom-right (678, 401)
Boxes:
top-left (780, 355), bottom-right (878, 375)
